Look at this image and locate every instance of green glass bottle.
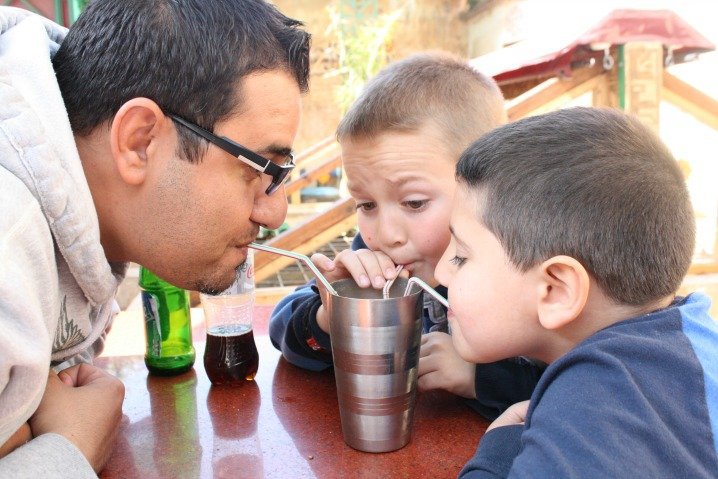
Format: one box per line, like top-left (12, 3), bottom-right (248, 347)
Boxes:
top-left (139, 267), bottom-right (196, 376)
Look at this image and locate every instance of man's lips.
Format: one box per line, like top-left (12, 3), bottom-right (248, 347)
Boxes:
top-left (234, 235), bottom-right (259, 249)
top-left (236, 227), bottom-right (260, 248)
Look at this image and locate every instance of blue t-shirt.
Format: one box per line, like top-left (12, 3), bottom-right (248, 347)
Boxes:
top-left (460, 293), bottom-right (718, 478)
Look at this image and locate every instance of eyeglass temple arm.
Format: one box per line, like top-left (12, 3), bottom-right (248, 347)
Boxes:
top-left (170, 114), bottom-right (267, 167)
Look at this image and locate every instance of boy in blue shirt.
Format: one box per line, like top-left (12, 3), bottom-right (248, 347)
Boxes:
top-left (436, 106), bottom-right (718, 477)
top-left (270, 51), bottom-right (545, 419)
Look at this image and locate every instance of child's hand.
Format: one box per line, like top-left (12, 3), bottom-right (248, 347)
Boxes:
top-left (0, 422), bottom-right (32, 458)
top-left (418, 331), bottom-right (477, 399)
top-left (311, 248), bottom-right (401, 333)
top-left (312, 248), bottom-right (400, 289)
top-left (29, 364), bottom-right (125, 473)
top-left (487, 400), bottom-right (530, 432)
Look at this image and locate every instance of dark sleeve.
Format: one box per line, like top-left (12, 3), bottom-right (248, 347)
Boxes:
top-left (268, 282), bottom-right (333, 371)
top-left (459, 426), bottom-right (523, 479)
top-left (267, 233), bottom-right (367, 371)
top-left (465, 357), bottom-right (546, 420)
top-left (351, 232), bottom-right (368, 250)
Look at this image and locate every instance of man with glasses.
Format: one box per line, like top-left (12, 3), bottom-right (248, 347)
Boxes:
top-left (0, 0), bottom-right (310, 476)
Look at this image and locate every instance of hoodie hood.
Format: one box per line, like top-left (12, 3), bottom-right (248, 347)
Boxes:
top-left (0, 7), bottom-right (122, 308)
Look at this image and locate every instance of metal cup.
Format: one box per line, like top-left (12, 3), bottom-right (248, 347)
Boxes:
top-left (324, 278), bottom-right (423, 453)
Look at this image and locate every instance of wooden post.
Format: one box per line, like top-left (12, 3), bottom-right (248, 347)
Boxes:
top-left (592, 47), bottom-right (619, 109)
top-left (621, 42), bottom-right (663, 132)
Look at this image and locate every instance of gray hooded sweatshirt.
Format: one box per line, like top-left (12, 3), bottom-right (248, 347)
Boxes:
top-left (0, 7), bottom-right (125, 477)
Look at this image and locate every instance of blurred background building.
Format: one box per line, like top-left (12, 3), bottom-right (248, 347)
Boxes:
top-left (10, 0), bottom-right (718, 313)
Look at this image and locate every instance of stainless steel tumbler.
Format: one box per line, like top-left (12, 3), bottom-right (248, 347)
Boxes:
top-left (325, 278), bottom-right (423, 453)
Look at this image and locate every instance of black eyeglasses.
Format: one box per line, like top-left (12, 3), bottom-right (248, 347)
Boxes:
top-left (169, 114), bottom-right (294, 195)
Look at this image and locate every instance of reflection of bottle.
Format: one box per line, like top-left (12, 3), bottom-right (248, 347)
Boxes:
top-left (201, 251), bottom-right (259, 385)
top-left (140, 267), bottom-right (195, 375)
top-left (147, 371), bottom-right (202, 477)
top-left (207, 381), bottom-right (263, 477)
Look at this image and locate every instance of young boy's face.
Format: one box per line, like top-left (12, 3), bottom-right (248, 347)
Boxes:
top-left (435, 185), bottom-right (541, 364)
top-left (341, 125), bottom-right (457, 285)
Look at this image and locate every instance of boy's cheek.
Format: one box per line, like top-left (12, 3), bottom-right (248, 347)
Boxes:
top-left (449, 324), bottom-right (479, 363)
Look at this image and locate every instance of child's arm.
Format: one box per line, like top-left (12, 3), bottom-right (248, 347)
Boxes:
top-left (486, 400), bottom-right (529, 431)
top-left (268, 281), bottom-right (334, 371)
top-left (268, 233), bottom-right (402, 370)
top-left (457, 401), bottom-right (529, 479)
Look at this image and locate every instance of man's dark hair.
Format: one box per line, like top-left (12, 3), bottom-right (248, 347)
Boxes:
top-left (457, 107), bottom-right (695, 305)
top-left (53, 0), bottom-right (310, 162)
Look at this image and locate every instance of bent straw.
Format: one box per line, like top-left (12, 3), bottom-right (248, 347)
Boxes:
top-left (249, 242), bottom-right (338, 296)
top-left (403, 277), bottom-right (449, 308)
top-left (382, 264), bottom-right (404, 299)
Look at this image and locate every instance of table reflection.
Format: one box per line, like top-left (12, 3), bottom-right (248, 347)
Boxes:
top-left (149, 371), bottom-right (202, 477)
top-left (207, 382), bottom-right (263, 478)
top-left (97, 308), bottom-right (487, 478)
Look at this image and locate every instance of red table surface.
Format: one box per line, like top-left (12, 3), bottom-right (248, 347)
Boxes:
top-left (96, 305), bottom-right (488, 478)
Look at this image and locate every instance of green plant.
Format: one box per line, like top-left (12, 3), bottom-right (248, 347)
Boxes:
top-left (325, 1), bottom-right (407, 114)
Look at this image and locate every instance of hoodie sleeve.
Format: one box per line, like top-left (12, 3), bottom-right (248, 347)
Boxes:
top-left (0, 154), bottom-right (93, 476)
top-left (0, 168), bottom-right (57, 445)
top-left (0, 434), bottom-right (97, 479)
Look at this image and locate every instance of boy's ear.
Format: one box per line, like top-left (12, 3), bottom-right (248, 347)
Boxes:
top-left (109, 98), bottom-right (167, 186)
top-left (536, 255), bottom-right (589, 330)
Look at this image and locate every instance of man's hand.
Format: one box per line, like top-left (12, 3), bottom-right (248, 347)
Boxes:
top-left (0, 422), bottom-right (32, 459)
top-left (312, 248), bottom-right (403, 333)
top-left (418, 331), bottom-right (477, 398)
top-left (29, 364), bottom-right (125, 473)
top-left (487, 400), bottom-right (530, 432)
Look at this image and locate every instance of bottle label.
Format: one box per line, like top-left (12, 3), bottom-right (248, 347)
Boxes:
top-left (219, 250), bottom-right (254, 296)
top-left (142, 292), bottom-right (162, 356)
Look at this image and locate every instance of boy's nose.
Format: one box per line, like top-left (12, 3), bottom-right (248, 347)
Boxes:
top-left (250, 184), bottom-right (288, 230)
top-left (377, 211), bottom-right (407, 247)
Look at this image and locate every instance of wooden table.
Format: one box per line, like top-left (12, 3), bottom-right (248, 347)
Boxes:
top-left (96, 306), bottom-right (488, 478)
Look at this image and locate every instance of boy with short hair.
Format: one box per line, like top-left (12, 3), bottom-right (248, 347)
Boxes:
top-left (270, 51), bottom-right (545, 418)
top-left (436, 106), bottom-right (718, 477)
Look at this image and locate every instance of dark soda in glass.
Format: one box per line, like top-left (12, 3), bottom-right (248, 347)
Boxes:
top-left (204, 324), bottom-right (259, 385)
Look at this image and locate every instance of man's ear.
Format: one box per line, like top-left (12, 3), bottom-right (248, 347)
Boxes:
top-left (109, 98), bottom-right (168, 186)
top-left (536, 255), bottom-right (589, 330)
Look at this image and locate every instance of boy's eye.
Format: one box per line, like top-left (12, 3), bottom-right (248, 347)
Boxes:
top-left (356, 201), bottom-right (376, 212)
top-left (404, 199), bottom-right (428, 210)
top-left (450, 255), bottom-right (466, 267)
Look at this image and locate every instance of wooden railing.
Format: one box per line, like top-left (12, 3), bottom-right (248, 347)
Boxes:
top-left (257, 61), bottom-right (718, 283)
top-left (287, 137), bottom-right (340, 203)
top-left (254, 197), bottom-right (356, 282)
top-left (662, 71), bottom-right (718, 132)
top-left (506, 64), bottom-right (607, 120)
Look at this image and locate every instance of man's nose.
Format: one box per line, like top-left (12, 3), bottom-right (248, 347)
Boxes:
top-left (250, 183), bottom-right (289, 230)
